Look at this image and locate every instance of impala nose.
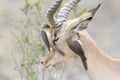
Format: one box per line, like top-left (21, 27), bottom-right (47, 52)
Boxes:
top-left (41, 61), bottom-right (44, 64)
top-left (41, 59), bottom-right (47, 65)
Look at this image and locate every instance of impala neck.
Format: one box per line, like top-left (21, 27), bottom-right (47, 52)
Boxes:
top-left (78, 30), bottom-right (117, 80)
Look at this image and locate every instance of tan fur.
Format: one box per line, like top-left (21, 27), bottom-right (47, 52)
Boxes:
top-left (41, 11), bottom-right (120, 80)
top-left (78, 30), bottom-right (120, 80)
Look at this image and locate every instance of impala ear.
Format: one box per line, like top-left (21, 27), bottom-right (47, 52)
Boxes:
top-left (75, 19), bottom-right (90, 31)
top-left (40, 29), bottom-right (50, 51)
top-left (89, 4), bottom-right (101, 18)
top-left (67, 4), bottom-right (101, 31)
top-left (74, 4), bottom-right (101, 31)
top-left (81, 4), bottom-right (101, 21)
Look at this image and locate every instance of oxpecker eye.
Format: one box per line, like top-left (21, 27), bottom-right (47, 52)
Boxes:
top-left (41, 23), bottom-right (51, 29)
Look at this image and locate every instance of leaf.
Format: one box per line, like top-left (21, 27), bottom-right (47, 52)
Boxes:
top-left (22, 36), bottom-right (29, 43)
top-left (29, 70), bottom-right (35, 78)
top-left (21, 64), bottom-right (25, 67)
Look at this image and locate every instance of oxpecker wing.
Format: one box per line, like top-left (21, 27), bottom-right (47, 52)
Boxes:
top-left (66, 39), bottom-right (88, 70)
top-left (40, 30), bottom-right (50, 51)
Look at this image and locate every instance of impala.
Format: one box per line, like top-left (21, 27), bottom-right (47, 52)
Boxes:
top-left (40, 0), bottom-right (120, 80)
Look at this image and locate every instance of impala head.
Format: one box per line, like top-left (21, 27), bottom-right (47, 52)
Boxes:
top-left (40, 0), bottom-right (101, 68)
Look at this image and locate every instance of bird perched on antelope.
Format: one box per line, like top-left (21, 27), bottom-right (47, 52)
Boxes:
top-left (40, 0), bottom-right (120, 80)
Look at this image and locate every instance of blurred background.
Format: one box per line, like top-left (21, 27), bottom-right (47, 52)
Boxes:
top-left (0, 0), bottom-right (120, 80)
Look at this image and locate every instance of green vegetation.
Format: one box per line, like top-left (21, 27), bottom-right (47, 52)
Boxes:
top-left (11, 0), bottom-right (87, 80)
top-left (11, 0), bottom-right (46, 80)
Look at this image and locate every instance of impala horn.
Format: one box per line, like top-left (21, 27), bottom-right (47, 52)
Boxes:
top-left (56, 0), bottom-right (81, 28)
top-left (46, 0), bottom-right (63, 28)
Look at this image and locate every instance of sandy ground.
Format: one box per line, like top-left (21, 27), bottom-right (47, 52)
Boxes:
top-left (0, 0), bottom-right (120, 80)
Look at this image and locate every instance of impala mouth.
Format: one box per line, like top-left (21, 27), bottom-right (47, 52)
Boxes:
top-left (44, 64), bottom-right (54, 69)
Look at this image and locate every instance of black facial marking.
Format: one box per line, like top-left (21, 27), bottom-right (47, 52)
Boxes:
top-left (54, 33), bottom-right (57, 38)
top-left (50, 43), bottom-right (65, 56)
top-left (52, 33), bottom-right (59, 45)
top-left (66, 39), bottom-right (88, 70)
top-left (40, 29), bottom-right (50, 51)
top-left (54, 46), bottom-right (65, 56)
top-left (52, 37), bottom-right (59, 45)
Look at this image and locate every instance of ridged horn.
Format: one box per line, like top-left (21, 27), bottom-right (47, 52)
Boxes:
top-left (56, 0), bottom-right (81, 27)
top-left (47, 0), bottom-right (63, 28)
